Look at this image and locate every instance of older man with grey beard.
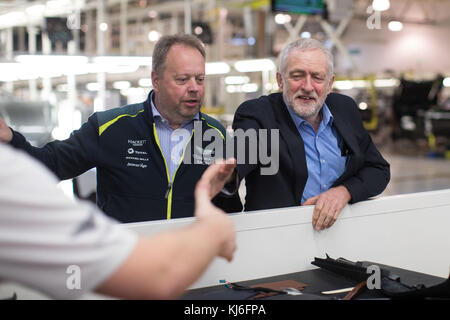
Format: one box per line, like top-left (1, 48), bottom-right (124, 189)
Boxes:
top-left (232, 38), bottom-right (390, 231)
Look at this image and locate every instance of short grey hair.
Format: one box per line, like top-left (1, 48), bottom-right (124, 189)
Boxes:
top-left (278, 38), bottom-right (334, 80)
top-left (152, 33), bottom-right (206, 77)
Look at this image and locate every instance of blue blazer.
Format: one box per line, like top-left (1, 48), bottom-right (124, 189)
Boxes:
top-left (232, 92), bottom-right (390, 212)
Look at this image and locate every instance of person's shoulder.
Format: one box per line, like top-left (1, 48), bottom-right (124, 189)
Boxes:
top-left (325, 92), bottom-right (359, 114)
top-left (97, 103), bottom-right (145, 124)
top-left (200, 113), bottom-right (226, 139)
top-left (237, 92), bottom-right (282, 114)
top-left (96, 102), bottom-right (146, 136)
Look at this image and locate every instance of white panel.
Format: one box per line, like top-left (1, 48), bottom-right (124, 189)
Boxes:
top-left (119, 189), bottom-right (450, 289)
top-left (2, 189), bottom-right (449, 299)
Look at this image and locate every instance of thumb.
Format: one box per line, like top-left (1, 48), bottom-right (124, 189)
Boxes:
top-left (194, 179), bottom-right (210, 211)
top-left (302, 195), bottom-right (319, 206)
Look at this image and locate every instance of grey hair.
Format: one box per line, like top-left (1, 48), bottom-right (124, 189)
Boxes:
top-left (152, 33), bottom-right (206, 77)
top-left (278, 38), bottom-right (334, 80)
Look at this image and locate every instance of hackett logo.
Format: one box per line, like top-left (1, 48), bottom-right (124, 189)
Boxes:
top-left (128, 139), bottom-right (147, 146)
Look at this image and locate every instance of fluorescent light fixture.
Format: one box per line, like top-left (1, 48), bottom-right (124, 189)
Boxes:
top-left (372, 0), bottom-right (390, 11)
top-left (352, 80), bottom-right (370, 88)
top-left (86, 83), bottom-right (100, 91)
top-left (16, 55), bottom-right (89, 65)
top-left (93, 56), bottom-right (152, 66)
top-left (224, 76), bottom-right (249, 85)
top-left (333, 80), bottom-right (370, 90)
top-left (333, 80), bottom-right (353, 90)
top-left (242, 83), bottom-right (258, 93)
top-left (226, 85), bottom-right (236, 93)
top-left (374, 78), bottom-right (399, 87)
top-left (113, 81), bottom-right (131, 90)
top-left (234, 59), bottom-right (275, 72)
top-left (121, 87), bottom-right (148, 103)
top-left (138, 78), bottom-right (153, 87)
top-left (26, 4), bottom-right (46, 17)
top-left (206, 62), bottom-right (230, 75)
top-left (443, 77), bottom-right (450, 87)
top-left (122, 87), bottom-right (147, 96)
top-left (388, 21), bottom-right (403, 32)
top-left (0, 12), bottom-right (27, 28)
top-left (105, 65), bottom-right (140, 74)
top-left (46, 0), bottom-right (71, 9)
top-left (226, 83), bottom-right (259, 93)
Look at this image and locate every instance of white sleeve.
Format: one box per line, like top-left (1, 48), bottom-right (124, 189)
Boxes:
top-left (0, 144), bottom-right (138, 299)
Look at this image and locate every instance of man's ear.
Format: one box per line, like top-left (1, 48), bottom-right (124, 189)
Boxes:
top-left (276, 72), bottom-right (283, 92)
top-left (151, 71), bottom-right (159, 93)
top-left (327, 75), bottom-right (335, 94)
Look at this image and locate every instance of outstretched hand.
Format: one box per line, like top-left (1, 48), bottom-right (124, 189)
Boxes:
top-left (194, 158), bottom-right (237, 261)
top-left (195, 158), bottom-right (237, 201)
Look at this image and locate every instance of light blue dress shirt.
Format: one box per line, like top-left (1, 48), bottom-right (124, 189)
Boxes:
top-left (286, 103), bottom-right (347, 204)
top-left (150, 93), bottom-right (199, 180)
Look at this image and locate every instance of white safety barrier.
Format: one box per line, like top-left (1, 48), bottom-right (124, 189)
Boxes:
top-left (126, 189), bottom-right (450, 289)
top-left (1, 189), bottom-right (449, 299)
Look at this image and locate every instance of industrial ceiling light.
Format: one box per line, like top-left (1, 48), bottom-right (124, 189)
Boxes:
top-left (99, 22), bottom-right (108, 31)
top-left (93, 56), bottom-right (152, 66)
top-left (205, 62), bottom-right (230, 75)
top-left (16, 55), bottom-right (89, 65)
top-left (224, 76), bottom-right (250, 85)
top-left (113, 81), bottom-right (131, 90)
top-left (148, 30), bottom-right (160, 42)
top-left (138, 78), bottom-right (153, 87)
top-left (194, 26), bottom-right (203, 35)
top-left (234, 59), bottom-right (275, 72)
top-left (372, 0), bottom-right (390, 11)
top-left (301, 32), bottom-right (311, 39)
top-left (388, 21), bottom-right (403, 31)
top-left (359, 102), bottom-right (368, 110)
top-left (274, 13), bottom-right (291, 25)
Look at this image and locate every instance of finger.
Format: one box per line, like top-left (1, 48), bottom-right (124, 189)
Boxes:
top-left (225, 157), bottom-right (237, 165)
top-left (312, 202), bottom-right (325, 230)
top-left (303, 195), bottom-right (319, 206)
top-left (225, 241), bottom-right (237, 262)
top-left (315, 213), bottom-right (326, 231)
top-left (311, 198), bottom-right (322, 226)
top-left (322, 211), bottom-right (336, 229)
top-left (217, 164), bottom-right (236, 181)
top-left (194, 179), bottom-right (211, 208)
top-left (218, 158), bottom-right (236, 175)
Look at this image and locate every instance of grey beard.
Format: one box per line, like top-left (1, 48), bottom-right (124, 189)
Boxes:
top-left (282, 90), bottom-right (322, 120)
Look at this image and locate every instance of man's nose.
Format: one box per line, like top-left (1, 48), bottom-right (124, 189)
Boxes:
top-left (187, 78), bottom-right (200, 92)
top-left (301, 75), bottom-right (313, 92)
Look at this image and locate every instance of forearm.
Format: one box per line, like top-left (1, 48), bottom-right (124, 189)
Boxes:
top-left (96, 218), bottom-right (227, 300)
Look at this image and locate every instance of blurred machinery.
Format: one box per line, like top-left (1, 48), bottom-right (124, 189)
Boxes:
top-left (0, 99), bottom-right (57, 147)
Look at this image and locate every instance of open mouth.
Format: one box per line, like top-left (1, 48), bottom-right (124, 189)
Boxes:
top-left (183, 99), bottom-right (199, 106)
top-left (296, 95), bottom-right (316, 101)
